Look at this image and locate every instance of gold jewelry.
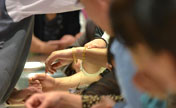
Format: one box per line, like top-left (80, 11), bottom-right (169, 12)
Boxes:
top-left (82, 47), bottom-right (86, 63)
top-left (72, 48), bottom-right (77, 64)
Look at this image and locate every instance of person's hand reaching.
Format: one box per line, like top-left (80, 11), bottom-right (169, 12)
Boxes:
top-left (7, 80), bottom-right (42, 104)
top-left (40, 40), bottom-right (60, 54)
top-left (57, 35), bottom-right (76, 50)
top-left (45, 48), bottom-right (74, 74)
top-left (25, 91), bottom-right (82, 108)
top-left (29, 74), bottom-right (58, 92)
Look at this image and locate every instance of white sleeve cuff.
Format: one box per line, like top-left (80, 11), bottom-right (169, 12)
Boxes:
top-left (102, 32), bottom-right (110, 44)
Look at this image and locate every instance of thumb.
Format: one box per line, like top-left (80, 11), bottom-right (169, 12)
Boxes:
top-left (52, 61), bottom-right (63, 69)
top-left (32, 74), bottom-right (47, 81)
top-left (88, 44), bottom-right (98, 49)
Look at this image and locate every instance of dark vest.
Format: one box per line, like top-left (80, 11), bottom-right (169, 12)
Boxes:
top-left (0, 0), bottom-right (34, 103)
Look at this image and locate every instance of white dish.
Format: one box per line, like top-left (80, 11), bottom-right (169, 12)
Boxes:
top-left (24, 62), bottom-right (45, 69)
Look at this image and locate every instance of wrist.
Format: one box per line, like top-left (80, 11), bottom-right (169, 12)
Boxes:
top-left (75, 47), bottom-right (84, 60)
top-left (39, 41), bottom-right (46, 53)
top-left (55, 78), bottom-right (63, 88)
top-left (55, 78), bottom-right (70, 91)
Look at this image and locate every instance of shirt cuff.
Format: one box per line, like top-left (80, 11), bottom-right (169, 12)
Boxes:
top-left (102, 32), bottom-right (110, 44)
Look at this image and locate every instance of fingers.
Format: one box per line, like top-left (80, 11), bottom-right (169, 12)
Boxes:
top-left (45, 49), bottom-right (73, 74)
top-left (46, 64), bottom-right (57, 74)
top-left (84, 39), bottom-right (106, 49)
top-left (29, 74), bottom-right (46, 89)
top-left (29, 80), bottom-right (40, 85)
top-left (45, 63), bottom-right (56, 74)
top-left (85, 43), bottom-right (98, 49)
top-left (25, 94), bottom-right (44, 108)
top-left (52, 61), bottom-right (63, 69)
top-left (45, 52), bottom-right (59, 74)
top-left (28, 80), bottom-right (42, 90)
top-left (30, 74), bottom-right (47, 81)
top-left (84, 43), bottom-right (91, 48)
top-left (29, 78), bottom-right (40, 86)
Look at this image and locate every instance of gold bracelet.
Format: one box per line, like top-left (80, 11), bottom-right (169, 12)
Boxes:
top-left (82, 47), bottom-right (86, 63)
top-left (72, 48), bottom-right (77, 64)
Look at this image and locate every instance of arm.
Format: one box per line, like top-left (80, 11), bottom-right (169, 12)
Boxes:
top-left (55, 72), bottom-right (101, 90)
top-left (30, 35), bottom-right (59, 54)
top-left (45, 47), bottom-right (108, 73)
top-left (29, 72), bottom-right (101, 92)
top-left (25, 91), bottom-right (122, 108)
top-left (30, 35), bottom-right (44, 53)
top-left (6, 0), bottom-right (83, 22)
top-left (75, 47), bottom-right (107, 67)
top-left (30, 47), bottom-right (106, 91)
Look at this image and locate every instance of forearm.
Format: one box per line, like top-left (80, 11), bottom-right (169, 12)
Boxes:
top-left (74, 47), bottom-right (108, 67)
top-left (55, 72), bottom-right (101, 90)
top-left (30, 35), bottom-right (44, 53)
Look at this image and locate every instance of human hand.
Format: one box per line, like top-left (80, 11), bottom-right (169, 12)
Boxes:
top-left (91, 96), bottom-right (116, 108)
top-left (57, 35), bottom-right (76, 50)
top-left (29, 74), bottom-right (58, 92)
top-left (25, 91), bottom-right (82, 108)
top-left (7, 81), bottom-right (42, 104)
top-left (45, 49), bottom-right (74, 74)
top-left (84, 39), bottom-right (107, 49)
top-left (40, 40), bottom-right (60, 54)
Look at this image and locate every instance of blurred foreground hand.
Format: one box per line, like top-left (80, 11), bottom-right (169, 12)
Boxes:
top-left (25, 91), bottom-right (82, 108)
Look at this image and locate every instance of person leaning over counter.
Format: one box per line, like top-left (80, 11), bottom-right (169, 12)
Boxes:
top-left (0, 0), bottom-right (82, 104)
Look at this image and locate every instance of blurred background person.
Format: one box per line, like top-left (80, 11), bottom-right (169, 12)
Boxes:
top-left (110, 0), bottom-right (176, 107)
top-left (30, 10), bottom-right (87, 54)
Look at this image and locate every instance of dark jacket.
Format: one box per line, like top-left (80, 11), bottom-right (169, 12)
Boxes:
top-left (0, 0), bottom-right (34, 103)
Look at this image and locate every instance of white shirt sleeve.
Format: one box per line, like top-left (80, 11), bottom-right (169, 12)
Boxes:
top-left (6, 0), bottom-right (83, 22)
